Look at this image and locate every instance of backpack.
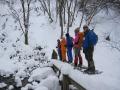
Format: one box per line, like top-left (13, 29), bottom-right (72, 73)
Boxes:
top-left (89, 29), bottom-right (98, 45)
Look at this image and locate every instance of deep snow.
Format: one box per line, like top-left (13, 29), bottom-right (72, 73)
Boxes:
top-left (0, 1), bottom-right (120, 90)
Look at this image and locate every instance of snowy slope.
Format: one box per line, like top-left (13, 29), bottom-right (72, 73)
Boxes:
top-left (0, 1), bottom-right (120, 90)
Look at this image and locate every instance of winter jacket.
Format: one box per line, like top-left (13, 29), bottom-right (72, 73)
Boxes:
top-left (66, 33), bottom-right (73, 48)
top-left (74, 34), bottom-right (79, 44)
top-left (61, 38), bottom-right (67, 61)
top-left (83, 30), bottom-right (95, 49)
top-left (61, 38), bottom-right (66, 51)
top-left (78, 32), bottom-right (84, 48)
top-left (74, 32), bottom-right (84, 48)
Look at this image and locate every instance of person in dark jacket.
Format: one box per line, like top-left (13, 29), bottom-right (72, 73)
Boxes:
top-left (56, 39), bottom-right (62, 60)
top-left (83, 25), bottom-right (95, 73)
top-left (66, 33), bottom-right (73, 63)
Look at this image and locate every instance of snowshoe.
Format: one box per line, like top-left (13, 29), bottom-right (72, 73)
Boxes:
top-left (77, 65), bottom-right (88, 71)
top-left (83, 69), bottom-right (103, 75)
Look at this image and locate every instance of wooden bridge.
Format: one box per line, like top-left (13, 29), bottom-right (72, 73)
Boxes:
top-left (52, 61), bottom-right (86, 90)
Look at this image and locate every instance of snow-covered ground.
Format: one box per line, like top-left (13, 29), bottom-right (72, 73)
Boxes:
top-left (53, 42), bottom-right (120, 90)
top-left (0, 1), bottom-right (120, 90)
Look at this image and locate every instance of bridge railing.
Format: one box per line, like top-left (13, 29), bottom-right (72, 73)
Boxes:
top-left (52, 64), bottom-right (86, 90)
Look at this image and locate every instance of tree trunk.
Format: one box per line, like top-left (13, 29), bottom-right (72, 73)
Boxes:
top-left (70, 0), bottom-right (77, 27)
top-left (67, 7), bottom-right (70, 33)
top-left (79, 12), bottom-right (84, 29)
top-left (24, 31), bottom-right (28, 45)
top-left (63, 0), bottom-right (66, 25)
top-left (59, 0), bottom-right (64, 38)
top-left (67, 0), bottom-right (72, 33)
top-left (60, 12), bottom-right (63, 38)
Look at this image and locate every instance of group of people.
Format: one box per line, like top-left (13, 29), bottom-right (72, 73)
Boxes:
top-left (55, 25), bottom-right (98, 73)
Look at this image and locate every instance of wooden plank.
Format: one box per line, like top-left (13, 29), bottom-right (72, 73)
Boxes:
top-left (63, 75), bottom-right (69, 90)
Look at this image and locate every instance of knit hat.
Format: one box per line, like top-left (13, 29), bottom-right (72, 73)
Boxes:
top-left (83, 25), bottom-right (88, 29)
top-left (74, 27), bottom-right (80, 33)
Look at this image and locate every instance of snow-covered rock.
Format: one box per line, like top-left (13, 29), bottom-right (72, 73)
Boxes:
top-left (0, 82), bottom-right (7, 88)
top-left (8, 85), bottom-right (14, 90)
top-left (35, 86), bottom-right (48, 90)
top-left (21, 84), bottom-right (34, 90)
top-left (29, 67), bottom-right (55, 82)
top-left (39, 75), bottom-right (59, 90)
top-left (15, 76), bottom-right (22, 87)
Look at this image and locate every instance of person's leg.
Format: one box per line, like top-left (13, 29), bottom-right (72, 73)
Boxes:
top-left (61, 50), bottom-right (64, 61)
top-left (67, 48), bottom-right (70, 63)
top-left (85, 51), bottom-right (90, 69)
top-left (78, 49), bottom-right (83, 67)
top-left (67, 49), bottom-right (69, 60)
top-left (68, 48), bottom-right (73, 63)
top-left (62, 50), bottom-right (66, 62)
top-left (59, 49), bottom-right (62, 60)
top-left (89, 46), bottom-right (95, 72)
top-left (74, 48), bottom-right (78, 67)
top-left (58, 49), bottom-right (61, 60)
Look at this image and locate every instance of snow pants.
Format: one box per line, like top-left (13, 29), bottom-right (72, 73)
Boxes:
top-left (58, 48), bottom-right (62, 60)
top-left (61, 50), bottom-right (66, 62)
top-left (84, 46), bottom-right (95, 71)
top-left (67, 47), bottom-right (73, 63)
top-left (74, 48), bottom-right (82, 67)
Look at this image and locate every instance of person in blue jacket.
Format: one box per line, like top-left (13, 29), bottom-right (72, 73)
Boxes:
top-left (83, 25), bottom-right (96, 73)
top-left (66, 33), bottom-right (73, 63)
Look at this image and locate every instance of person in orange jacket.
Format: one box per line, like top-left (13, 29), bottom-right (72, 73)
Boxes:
top-left (73, 27), bottom-right (84, 68)
top-left (60, 37), bottom-right (67, 62)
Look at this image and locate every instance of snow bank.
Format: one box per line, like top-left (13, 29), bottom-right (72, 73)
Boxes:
top-left (0, 57), bottom-right (17, 76)
top-left (21, 67), bottom-right (59, 90)
top-left (61, 63), bottom-right (72, 75)
top-left (39, 75), bottom-right (59, 90)
top-left (29, 67), bottom-right (55, 82)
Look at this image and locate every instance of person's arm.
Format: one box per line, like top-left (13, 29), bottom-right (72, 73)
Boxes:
top-left (64, 40), bottom-right (67, 47)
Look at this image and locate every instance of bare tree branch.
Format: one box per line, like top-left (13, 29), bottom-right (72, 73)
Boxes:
top-left (9, 6), bottom-right (25, 33)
